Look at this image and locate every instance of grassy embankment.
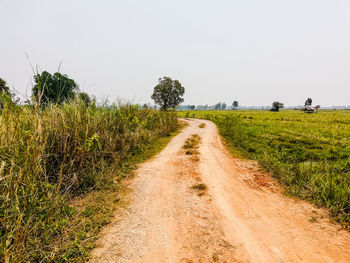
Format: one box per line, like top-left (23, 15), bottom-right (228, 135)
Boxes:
top-left (180, 110), bottom-right (350, 226)
top-left (0, 100), bottom-right (179, 262)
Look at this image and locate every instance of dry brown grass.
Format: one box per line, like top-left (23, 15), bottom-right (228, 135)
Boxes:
top-left (191, 183), bottom-right (207, 191)
top-left (183, 134), bottom-right (201, 155)
top-left (191, 182), bottom-right (207, 196)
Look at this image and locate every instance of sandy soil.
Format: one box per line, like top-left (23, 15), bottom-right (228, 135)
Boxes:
top-left (91, 119), bottom-right (350, 263)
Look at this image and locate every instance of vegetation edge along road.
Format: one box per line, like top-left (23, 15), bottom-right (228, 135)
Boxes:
top-left (0, 101), bottom-right (181, 263)
top-left (90, 118), bottom-right (350, 262)
top-left (180, 110), bottom-right (350, 227)
top-left (61, 122), bottom-right (183, 262)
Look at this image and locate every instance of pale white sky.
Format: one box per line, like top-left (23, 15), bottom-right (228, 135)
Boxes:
top-left (1, 0), bottom-right (350, 106)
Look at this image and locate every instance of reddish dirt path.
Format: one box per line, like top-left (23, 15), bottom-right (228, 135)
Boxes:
top-left (91, 119), bottom-right (350, 263)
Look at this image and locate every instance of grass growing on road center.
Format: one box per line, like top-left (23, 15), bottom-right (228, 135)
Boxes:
top-left (183, 134), bottom-right (201, 156)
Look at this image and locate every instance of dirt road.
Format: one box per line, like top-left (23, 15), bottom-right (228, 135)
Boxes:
top-left (91, 119), bottom-right (350, 263)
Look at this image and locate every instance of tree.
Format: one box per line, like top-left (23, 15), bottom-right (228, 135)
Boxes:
top-left (0, 78), bottom-right (11, 96)
top-left (232, 100), bottom-right (239, 109)
top-left (0, 78), bottom-right (14, 110)
top-left (78, 92), bottom-right (91, 107)
top-left (151, 77), bottom-right (185, 110)
top-left (270, 101), bottom-right (284, 112)
top-left (190, 105), bottom-right (195, 110)
top-left (305, 98), bottom-right (312, 107)
top-left (222, 103), bottom-right (227, 110)
top-left (214, 102), bottom-right (222, 110)
top-left (32, 71), bottom-right (78, 105)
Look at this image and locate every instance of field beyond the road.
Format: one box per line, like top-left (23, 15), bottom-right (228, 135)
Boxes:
top-left (179, 110), bottom-right (350, 225)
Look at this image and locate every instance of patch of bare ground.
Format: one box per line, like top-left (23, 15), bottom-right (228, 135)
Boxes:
top-left (91, 122), bottom-right (237, 262)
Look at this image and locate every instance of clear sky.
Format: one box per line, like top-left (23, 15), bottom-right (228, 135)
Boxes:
top-left (1, 0), bottom-right (350, 106)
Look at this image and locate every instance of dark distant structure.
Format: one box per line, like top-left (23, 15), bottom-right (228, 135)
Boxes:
top-left (302, 97), bottom-right (320, 113)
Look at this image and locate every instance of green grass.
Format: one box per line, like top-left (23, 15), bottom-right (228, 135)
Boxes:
top-left (179, 110), bottom-right (350, 226)
top-left (58, 122), bottom-right (183, 262)
top-left (0, 99), bottom-right (179, 262)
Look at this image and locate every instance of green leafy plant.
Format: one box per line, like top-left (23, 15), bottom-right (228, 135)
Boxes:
top-left (151, 76), bottom-right (185, 110)
top-left (32, 71), bottom-right (78, 106)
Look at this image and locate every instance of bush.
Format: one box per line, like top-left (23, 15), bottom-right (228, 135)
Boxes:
top-left (32, 71), bottom-right (78, 105)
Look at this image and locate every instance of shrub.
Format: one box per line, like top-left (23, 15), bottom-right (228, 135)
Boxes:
top-left (32, 71), bottom-right (78, 105)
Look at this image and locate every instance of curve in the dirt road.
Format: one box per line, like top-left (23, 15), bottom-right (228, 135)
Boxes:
top-left (91, 119), bottom-right (350, 263)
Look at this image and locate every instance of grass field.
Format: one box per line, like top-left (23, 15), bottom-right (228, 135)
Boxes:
top-left (0, 100), bottom-right (179, 262)
top-left (179, 110), bottom-right (350, 226)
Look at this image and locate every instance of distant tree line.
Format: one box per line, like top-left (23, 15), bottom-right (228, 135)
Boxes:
top-left (269, 98), bottom-right (317, 112)
top-left (178, 100), bottom-right (239, 110)
top-left (1, 74), bottom-right (188, 111)
top-left (178, 98), bottom-right (320, 112)
top-left (2, 72), bottom-right (322, 113)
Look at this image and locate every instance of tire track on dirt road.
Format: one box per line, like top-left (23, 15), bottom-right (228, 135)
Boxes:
top-left (91, 119), bottom-right (350, 263)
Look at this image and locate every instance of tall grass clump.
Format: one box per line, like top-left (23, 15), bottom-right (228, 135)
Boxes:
top-left (0, 99), bottom-right (178, 262)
